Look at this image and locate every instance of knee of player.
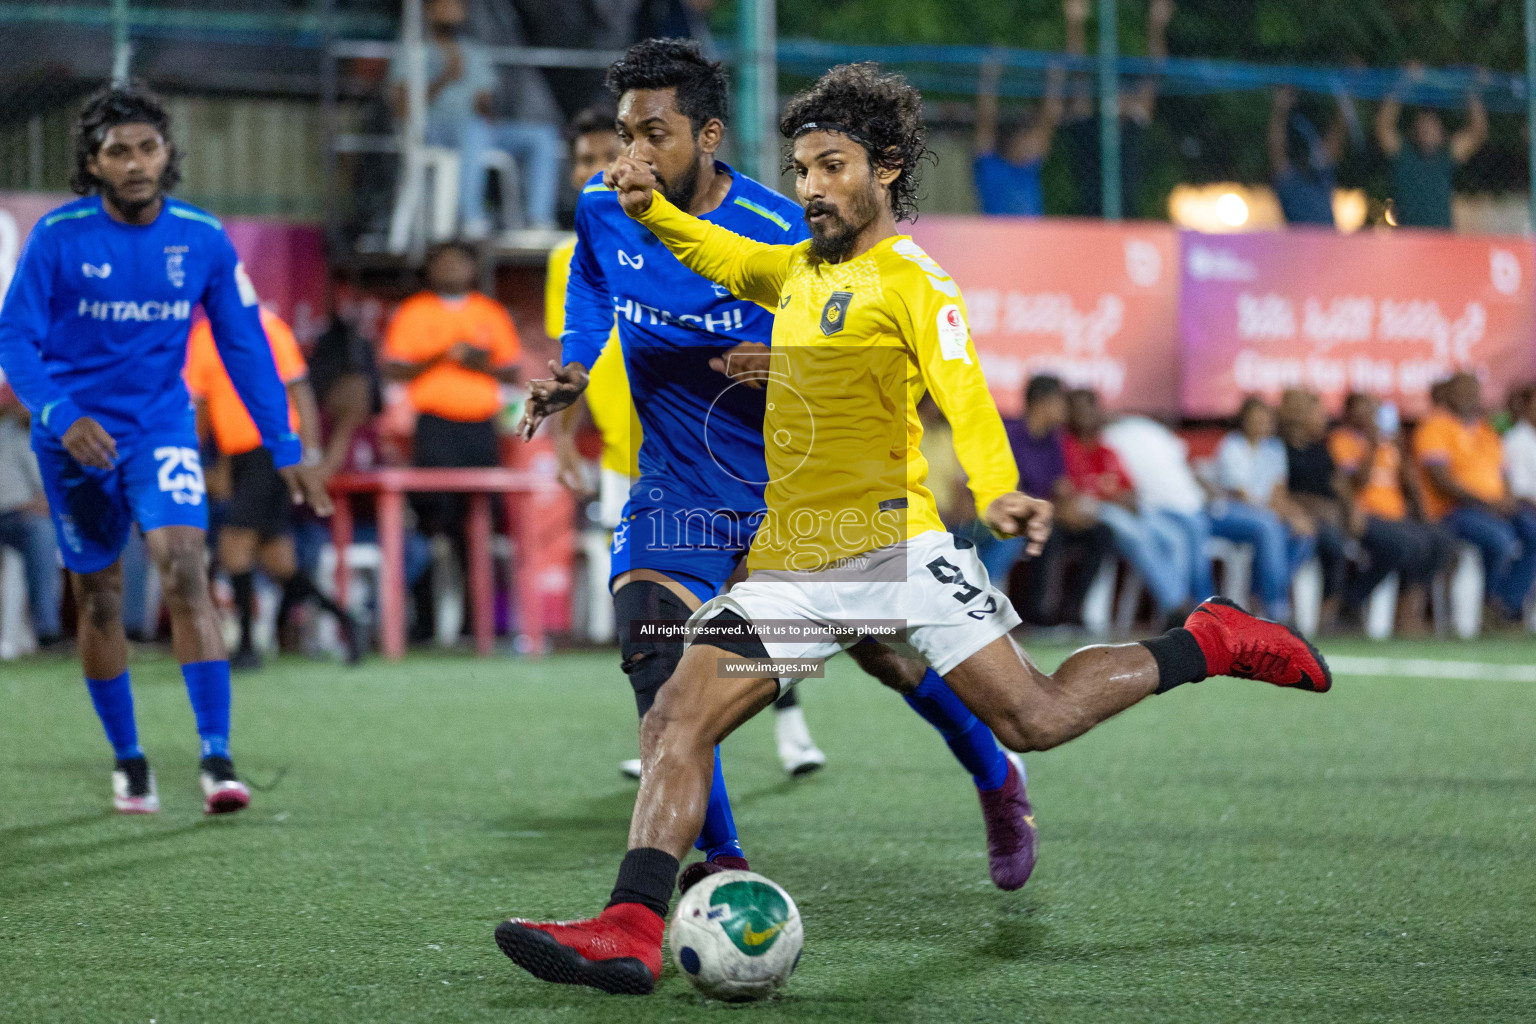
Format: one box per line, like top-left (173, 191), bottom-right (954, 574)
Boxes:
top-left (77, 585), bottom-right (123, 630)
top-left (157, 547), bottom-right (210, 605)
top-left (993, 697), bottom-right (1068, 754)
top-left (849, 643), bottom-right (926, 694)
top-left (637, 689), bottom-right (708, 754)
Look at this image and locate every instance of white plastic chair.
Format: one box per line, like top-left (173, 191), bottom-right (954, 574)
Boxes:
top-left (1081, 559), bottom-right (1117, 637)
top-left (1206, 536), bottom-right (1254, 607)
top-left (1291, 557), bottom-right (1323, 637)
top-left (317, 542), bottom-right (383, 657)
top-left (1364, 571), bottom-right (1399, 641)
top-left (0, 547), bottom-right (34, 660)
top-left (388, 145), bottom-right (523, 253)
top-left (1431, 543), bottom-right (1485, 639)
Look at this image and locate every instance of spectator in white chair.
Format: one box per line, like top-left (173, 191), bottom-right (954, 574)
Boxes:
top-left (1101, 414), bottom-right (1217, 610)
top-left (1209, 397), bottom-right (1317, 623)
top-left (390, 0), bottom-right (562, 234)
top-left (0, 397), bottom-right (62, 648)
top-left (1064, 389), bottom-right (1192, 627)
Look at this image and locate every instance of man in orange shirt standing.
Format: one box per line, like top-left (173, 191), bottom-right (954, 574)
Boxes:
top-left (383, 242), bottom-right (521, 544)
top-left (188, 308), bottom-right (362, 668)
top-left (1413, 372), bottom-right (1536, 623)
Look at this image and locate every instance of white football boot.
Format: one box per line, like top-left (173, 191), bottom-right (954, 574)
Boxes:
top-left (112, 758), bottom-right (159, 814)
top-left (619, 758), bottom-right (643, 780)
top-left (775, 705), bottom-right (827, 777)
top-left (199, 755), bottom-right (251, 814)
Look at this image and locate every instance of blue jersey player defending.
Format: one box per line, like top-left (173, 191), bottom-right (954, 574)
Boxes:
top-left (0, 86), bottom-right (332, 815)
top-left (517, 40), bottom-right (1036, 898)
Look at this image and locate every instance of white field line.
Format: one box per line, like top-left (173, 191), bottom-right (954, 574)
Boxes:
top-left (1324, 654), bottom-right (1536, 683)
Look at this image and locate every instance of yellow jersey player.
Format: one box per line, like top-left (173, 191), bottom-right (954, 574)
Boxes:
top-left (496, 63), bottom-right (1332, 995)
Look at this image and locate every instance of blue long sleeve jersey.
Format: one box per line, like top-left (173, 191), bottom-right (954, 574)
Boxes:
top-left (562, 165), bottom-right (808, 515)
top-left (0, 196), bottom-right (301, 466)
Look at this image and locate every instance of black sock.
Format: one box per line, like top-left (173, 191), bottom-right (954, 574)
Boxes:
top-left (231, 572), bottom-right (256, 650)
top-left (607, 847), bottom-right (680, 919)
top-left (1140, 627), bottom-right (1208, 694)
top-left (774, 686), bottom-right (799, 711)
top-left (281, 571), bottom-right (349, 623)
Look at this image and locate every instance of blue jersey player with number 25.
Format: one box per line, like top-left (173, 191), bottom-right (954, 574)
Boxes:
top-left (0, 85), bottom-right (332, 816)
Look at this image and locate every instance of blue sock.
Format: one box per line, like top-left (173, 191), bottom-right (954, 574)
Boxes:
top-left (181, 660), bottom-right (231, 759)
top-left (86, 671), bottom-right (143, 761)
top-left (904, 668), bottom-right (1015, 791)
top-left (695, 746), bottom-right (744, 861)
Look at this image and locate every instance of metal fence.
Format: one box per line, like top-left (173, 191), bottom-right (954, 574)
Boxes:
top-left (1, 1), bottom-right (1533, 242)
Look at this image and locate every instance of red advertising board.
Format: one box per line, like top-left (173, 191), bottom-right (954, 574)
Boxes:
top-left (1179, 228), bottom-right (1536, 418)
top-left (910, 216), bottom-right (1182, 417)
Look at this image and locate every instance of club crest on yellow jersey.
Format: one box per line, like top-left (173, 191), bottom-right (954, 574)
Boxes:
top-left (818, 290), bottom-right (854, 336)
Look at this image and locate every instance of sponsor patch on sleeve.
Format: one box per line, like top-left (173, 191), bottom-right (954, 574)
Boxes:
top-left (234, 261), bottom-right (260, 307)
top-left (935, 304), bottom-right (971, 364)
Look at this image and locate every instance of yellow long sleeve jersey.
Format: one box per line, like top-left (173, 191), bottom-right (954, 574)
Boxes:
top-left (635, 192), bottom-right (1019, 572)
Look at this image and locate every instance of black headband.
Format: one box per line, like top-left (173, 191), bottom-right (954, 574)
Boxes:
top-left (792, 121), bottom-right (874, 150)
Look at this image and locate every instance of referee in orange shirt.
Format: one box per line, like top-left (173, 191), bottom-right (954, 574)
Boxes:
top-left (188, 309), bottom-right (362, 667)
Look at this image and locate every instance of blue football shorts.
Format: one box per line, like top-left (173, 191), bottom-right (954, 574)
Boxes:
top-left (33, 425), bottom-right (209, 574)
top-left (609, 502), bottom-right (763, 605)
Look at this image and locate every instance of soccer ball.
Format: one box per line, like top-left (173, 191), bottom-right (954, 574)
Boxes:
top-left (669, 870), bottom-right (802, 1001)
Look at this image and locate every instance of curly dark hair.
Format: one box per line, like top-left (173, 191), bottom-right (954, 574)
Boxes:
top-left (70, 82), bottom-right (182, 196)
top-left (605, 38), bottom-right (729, 133)
top-left (778, 63), bottom-right (930, 222)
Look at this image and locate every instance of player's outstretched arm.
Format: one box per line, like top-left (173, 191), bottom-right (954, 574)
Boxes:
top-left (202, 234), bottom-right (329, 512)
top-left (899, 271), bottom-right (1022, 535)
top-left (605, 156), bottom-right (795, 309)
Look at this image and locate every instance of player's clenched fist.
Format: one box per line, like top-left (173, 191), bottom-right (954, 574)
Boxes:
top-left (604, 155), bottom-right (658, 218)
top-left (984, 492), bottom-right (1053, 556)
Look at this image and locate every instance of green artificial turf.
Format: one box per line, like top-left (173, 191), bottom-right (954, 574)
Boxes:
top-left (2, 638), bottom-right (1534, 1023)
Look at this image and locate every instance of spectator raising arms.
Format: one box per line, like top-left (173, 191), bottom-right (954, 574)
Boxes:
top-left (973, 58), bottom-right (1063, 216)
top-left (1060, 0), bottom-right (1172, 218)
top-left (1268, 86), bottom-right (1350, 228)
top-left (1375, 64), bottom-right (1487, 230)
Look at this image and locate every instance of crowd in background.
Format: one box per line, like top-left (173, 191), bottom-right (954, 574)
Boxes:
top-left (971, 0), bottom-right (1487, 228)
top-left (920, 370), bottom-right (1536, 637)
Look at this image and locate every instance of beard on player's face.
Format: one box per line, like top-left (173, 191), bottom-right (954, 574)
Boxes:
top-left (653, 143), bottom-right (704, 211)
top-left (98, 172), bottom-right (167, 218)
top-left (805, 177), bottom-right (882, 265)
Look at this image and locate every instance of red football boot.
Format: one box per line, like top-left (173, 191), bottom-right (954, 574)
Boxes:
top-left (1184, 598), bottom-right (1332, 693)
top-left (495, 902), bottom-right (664, 995)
